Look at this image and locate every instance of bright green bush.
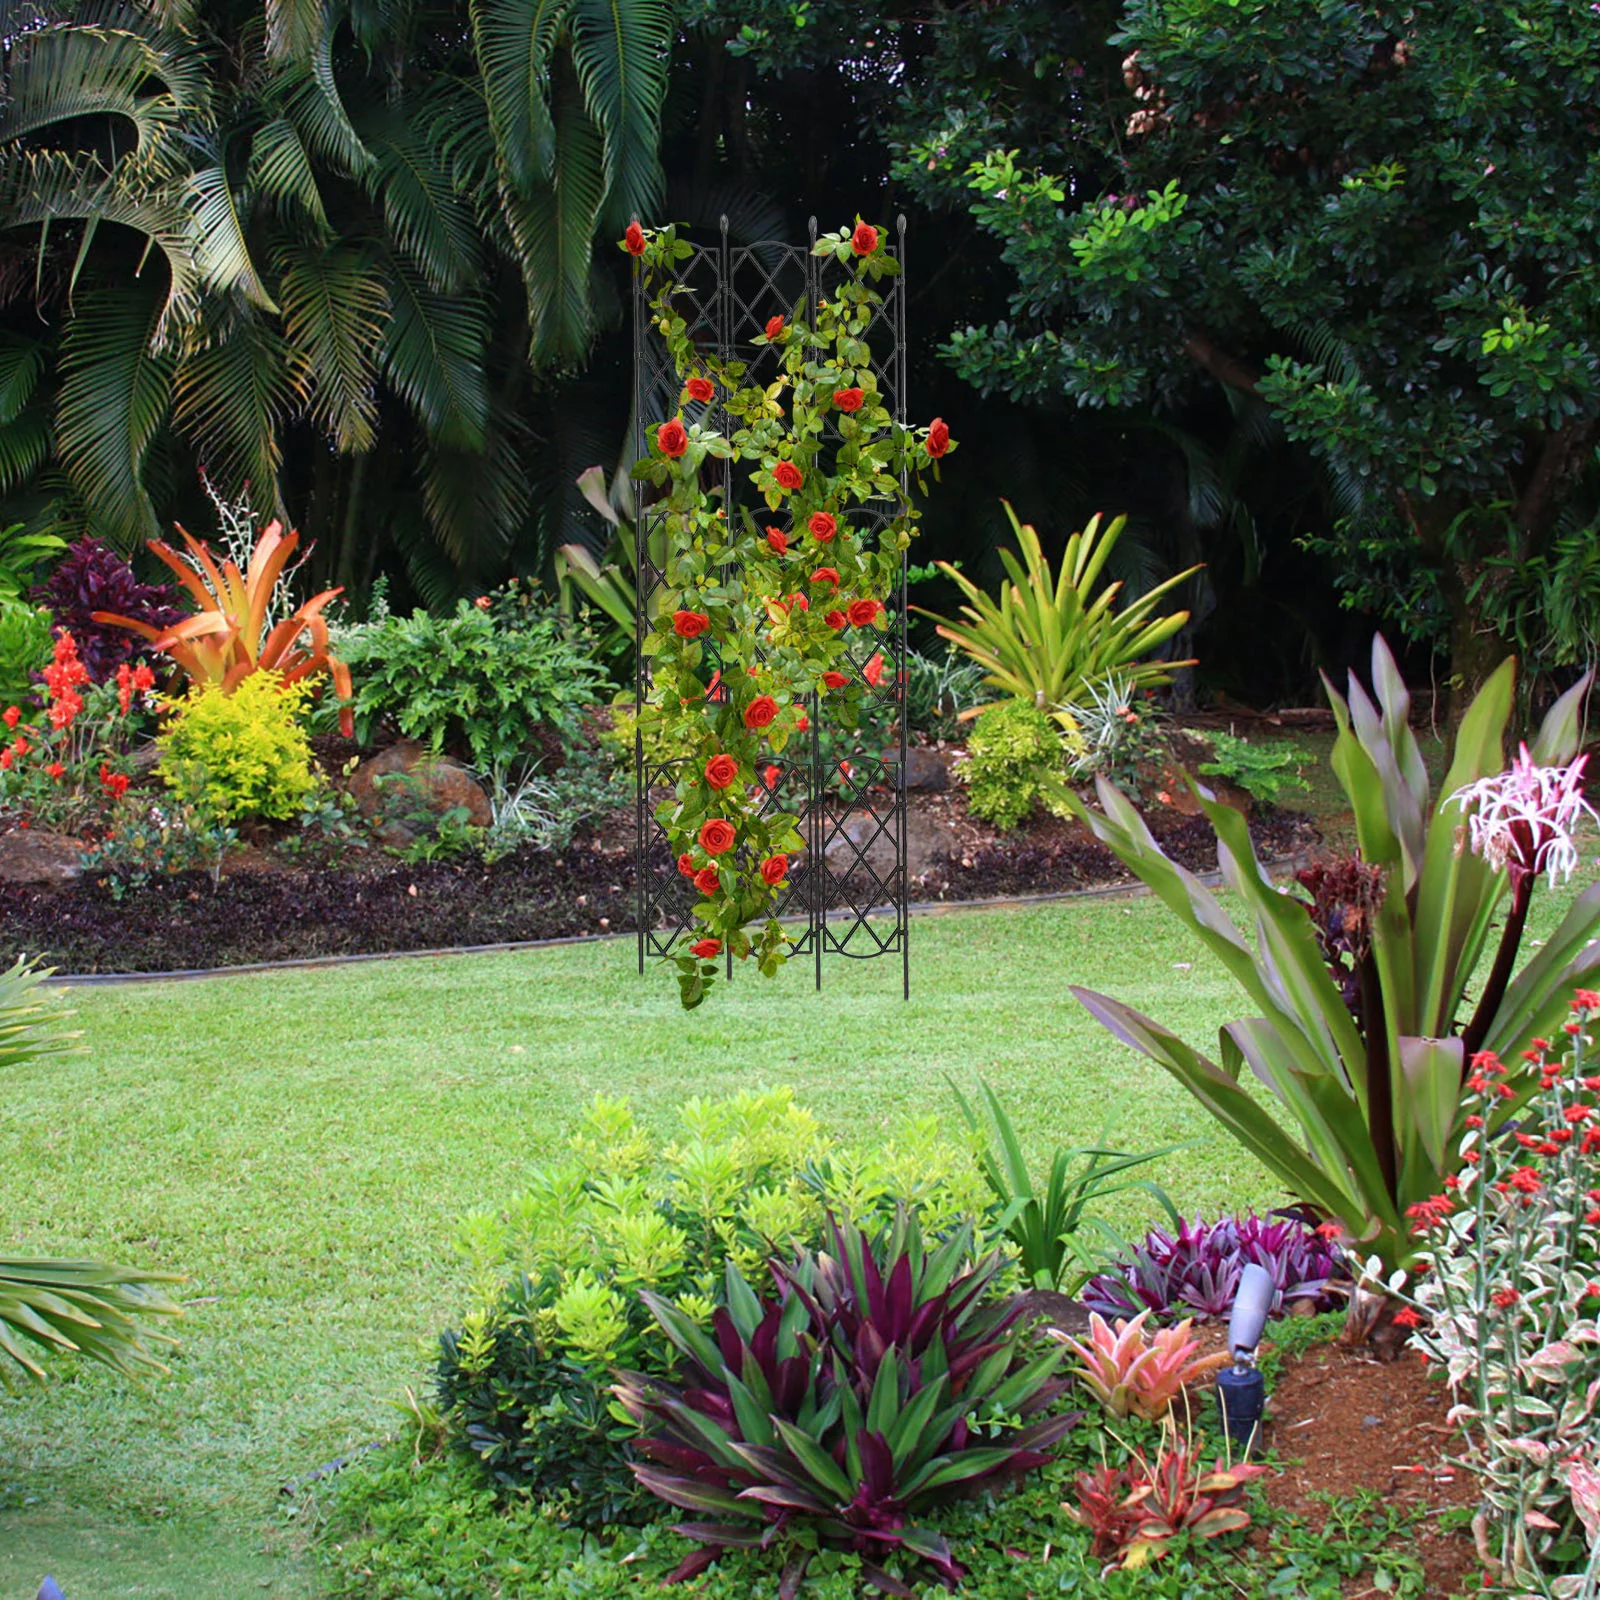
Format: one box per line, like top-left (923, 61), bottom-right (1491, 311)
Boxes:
top-left (0, 598), bottom-right (52, 708)
top-left (956, 697), bottom-right (1078, 829)
top-left (1197, 730), bottom-right (1309, 806)
top-left (436, 1087), bottom-right (990, 1526)
top-left (338, 599), bottom-right (607, 769)
top-left (158, 671), bottom-right (317, 822)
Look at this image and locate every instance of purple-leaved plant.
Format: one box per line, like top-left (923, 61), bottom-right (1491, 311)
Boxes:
top-left (1081, 1212), bottom-right (1347, 1322)
top-left (34, 538), bottom-right (182, 683)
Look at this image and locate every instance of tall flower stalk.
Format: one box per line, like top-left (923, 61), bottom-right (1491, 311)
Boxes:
top-left (627, 221), bottom-right (954, 1007)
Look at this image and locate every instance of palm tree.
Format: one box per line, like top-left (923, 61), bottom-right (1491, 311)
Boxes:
top-left (0, 0), bottom-right (673, 598)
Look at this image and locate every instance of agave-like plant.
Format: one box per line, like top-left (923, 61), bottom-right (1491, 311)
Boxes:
top-left (1066, 637), bottom-right (1600, 1268)
top-left (614, 1211), bottom-right (1078, 1595)
top-left (94, 521), bottom-right (353, 732)
top-left (1054, 1309), bottom-right (1229, 1421)
top-left (916, 502), bottom-right (1199, 725)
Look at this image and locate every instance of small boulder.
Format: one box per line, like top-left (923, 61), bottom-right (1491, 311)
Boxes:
top-left (345, 742), bottom-right (491, 848)
top-left (899, 746), bottom-right (952, 792)
top-left (0, 829), bottom-right (85, 885)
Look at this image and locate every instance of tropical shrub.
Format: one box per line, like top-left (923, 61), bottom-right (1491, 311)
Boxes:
top-left (0, 598), bottom-right (52, 707)
top-left (78, 795), bottom-right (238, 899)
top-left (1061, 673), bottom-right (1171, 801)
top-left (955, 698), bottom-right (1080, 829)
top-left (340, 598), bottom-right (605, 771)
top-left (1197, 730), bottom-right (1310, 807)
top-left (919, 504), bottom-right (1197, 725)
top-left (1081, 1212), bottom-right (1348, 1323)
top-left (627, 219), bottom-right (951, 1007)
top-left (953, 1080), bottom-right (1180, 1292)
top-left (0, 631), bottom-right (149, 834)
top-left (0, 959), bottom-right (183, 1383)
top-left (94, 522), bottom-right (353, 730)
top-left (33, 537), bottom-right (183, 681)
top-left (436, 1090), bottom-right (989, 1526)
top-left (1381, 998), bottom-right (1600, 1588)
top-left (613, 1211), bottom-right (1077, 1592)
top-left (1066, 1432), bottom-right (1267, 1571)
top-left (1055, 1309), bottom-right (1229, 1422)
top-left (1067, 637), bottom-right (1600, 1267)
top-left (157, 671), bottom-right (317, 823)
top-left (0, 524), bottom-right (65, 603)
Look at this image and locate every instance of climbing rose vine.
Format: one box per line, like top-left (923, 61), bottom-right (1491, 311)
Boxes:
top-left (624, 219), bottom-right (955, 1008)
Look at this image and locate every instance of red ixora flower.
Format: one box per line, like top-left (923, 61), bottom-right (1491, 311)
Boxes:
top-left (657, 419), bottom-right (689, 458)
top-left (704, 753), bottom-right (739, 789)
top-left (1576, 989), bottom-right (1600, 1010)
top-left (766, 526), bottom-right (788, 556)
top-left (1492, 1288), bottom-right (1519, 1309)
top-left (699, 818), bottom-right (736, 855)
top-left (744, 695), bottom-right (779, 730)
top-left (808, 511), bottom-right (837, 543)
top-left (926, 417), bottom-right (950, 458)
top-left (764, 314), bottom-right (786, 342)
top-left (1391, 1307), bottom-right (1423, 1328)
top-left (99, 763), bottom-right (129, 799)
top-left (833, 387), bottom-right (864, 412)
top-left (45, 761), bottom-right (65, 780)
top-left (822, 671), bottom-right (849, 690)
top-left (685, 376), bottom-right (715, 403)
top-left (693, 866), bottom-right (721, 896)
top-left (623, 221), bottom-right (646, 255)
top-left (677, 852), bottom-right (694, 877)
top-left (690, 937), bottom-right (722, 959)
top-left (673, 609), bottom-right (711, 638)
top-left (2, 706), bottom-right (19, 729)
top-left (773, 460), bottom-right (803, 491)
top-left (851, 220), bottom-right (879, 255)
top-left (760, 854), bottom-right (788, 886)
top-left (847, 597), bottom-right (881, 628)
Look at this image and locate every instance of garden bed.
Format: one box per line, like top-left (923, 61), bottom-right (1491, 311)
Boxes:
top-left (1, 799), bottom-right (1319, 974)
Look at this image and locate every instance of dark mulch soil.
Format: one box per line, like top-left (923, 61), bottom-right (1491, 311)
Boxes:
top-left (1, 797), bottom-right (1319, 975)
top-left (911, 805), bottom-right (1319, 901)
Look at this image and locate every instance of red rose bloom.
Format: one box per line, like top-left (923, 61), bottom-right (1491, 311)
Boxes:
top-left (795, 712), bottom-right (809, 731)
top-left (699, 818), bottom-right (736, 855)
top-left (623, 221), bottom-right (646, 255)
top-left (822, 671), bottom-right (849, 690)
top-left (762, 764), bottom-right (781, 789)
top-left (809, 567), bottom-right (840, 590)
top-left (863, 652), bottom-right (886, 687)
top-left (766, 526), bottom-right (788, 555)
top-left (825, 610), bottom-right (847, 630)
top-left (765, 315), bottom-right (786, 341)
top-left (926, 417), bottom-right (950, 458)
top-left (694, 866), bottom-right (721, 895)
top-left (760, 854), bottom-right (788, 886)
top-left (851, 221), bottom-right (879, 255)
top-left (677, 852), bottom-right (694, 876)
top-left (788, 593), bottom-right (809, 611)
top-left (808, 511), bottom-right (837, 542)
top-left (705, 753), bottom-right (739, 789)
top-left (673, 609), bottom-right (711, 638)
top-left (657, 418), bottom-right (689, 458)
top-left (690, 937), bottom-right (722, 959)
top-left (847, 597), bottom-right (881, 628)
top-left (773, 460), bottom-right (803, 491)
top-left (744, 695), bottom-right (779, 730)
top-left (685, 376), bottom-right (715, 402)
top-left (833, 387), bottom-right (864, 412)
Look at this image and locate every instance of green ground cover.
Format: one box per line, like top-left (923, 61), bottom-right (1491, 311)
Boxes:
top-left (0, 855), bottom-right (1591, 1596)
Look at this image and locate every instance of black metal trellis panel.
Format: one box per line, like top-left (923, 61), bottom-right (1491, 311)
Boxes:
top-left (634, 217), bottom-right (910, 996)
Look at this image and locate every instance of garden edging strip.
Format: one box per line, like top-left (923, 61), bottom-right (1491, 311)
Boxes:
top-left (50, 850), bottom-right (1312, 986)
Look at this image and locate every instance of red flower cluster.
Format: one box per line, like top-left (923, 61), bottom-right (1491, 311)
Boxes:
top-left (116, 661), bottom-right (155, 717)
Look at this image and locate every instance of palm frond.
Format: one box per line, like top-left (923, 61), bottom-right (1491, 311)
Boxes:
top-left (377, 257), bottom-right (490, 451)
top-left (276, 241), bottom-right (389, 452)
top-left (172, 303), bottom-right (295, 515)
top-left (186, 164), bottom-right (276, 310)
top-left (418, 396), bottom-right (531, 570)
top-left (276, 33), bottom-right (375, 177)
top-left (568, 0), bottom-right (670, 227)
top-left (246, 115), bottom-right (332, 235)
top-left (368, 119), bottom-right (482, 293)
top-left (263, 0), bottom-right (327, 63)
top-left (55, 281), bottom-right (173, 547)
top-left (0, 335), bottom-right (46, 427)
top-left (470, 0), bottom-right (570, 193)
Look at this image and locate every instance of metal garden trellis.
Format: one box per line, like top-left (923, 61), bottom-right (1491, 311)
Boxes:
top-left (633, 217), bottom-right (911, 996)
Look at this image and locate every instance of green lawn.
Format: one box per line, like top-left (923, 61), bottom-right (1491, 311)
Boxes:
top-left (0, 872), bottom-right (1589, 1596)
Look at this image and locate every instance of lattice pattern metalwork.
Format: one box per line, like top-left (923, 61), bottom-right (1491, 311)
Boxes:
top-left (634, 217), bottom-right (910, 995)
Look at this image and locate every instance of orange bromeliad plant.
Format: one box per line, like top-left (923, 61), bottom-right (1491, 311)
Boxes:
top-left (94, 522), bottom-right (353, 735)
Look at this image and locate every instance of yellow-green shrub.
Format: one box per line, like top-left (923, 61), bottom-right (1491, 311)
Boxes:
top-left (158, 672), bottom-right (317, 822)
